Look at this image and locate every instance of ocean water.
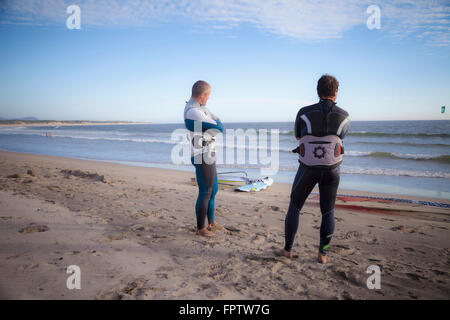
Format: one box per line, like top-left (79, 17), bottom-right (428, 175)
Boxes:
top-left (0, 120), bottom-right (449, 200)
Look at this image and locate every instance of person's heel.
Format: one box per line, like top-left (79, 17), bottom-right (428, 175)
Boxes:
top-left (196, 228), bottom-right (214, 237)
top-left (317, 252), bottom-right (327, 264)
top-left (274, 248), bottom-right (292, 259)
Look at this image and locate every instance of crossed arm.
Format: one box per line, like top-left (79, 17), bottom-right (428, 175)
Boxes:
top-left (185, 108), bottom-right (224, 133)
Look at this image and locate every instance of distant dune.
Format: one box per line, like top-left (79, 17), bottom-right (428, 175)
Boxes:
top-left (0, 117), bottom-right (39, 121)
top-left (0, 120), bottom-right (151, 126)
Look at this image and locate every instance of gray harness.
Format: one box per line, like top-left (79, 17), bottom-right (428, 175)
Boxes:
top-left (297, 135), bottom-right (343, 167)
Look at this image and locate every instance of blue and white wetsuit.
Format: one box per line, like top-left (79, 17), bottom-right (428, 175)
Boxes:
top-left (184, 98), bottom-right (224, 230)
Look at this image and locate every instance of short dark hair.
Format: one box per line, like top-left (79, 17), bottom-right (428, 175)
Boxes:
top-left (192, 80), bottom-right (211, 97)
top-left (317, 74), bottom-right (339, 98)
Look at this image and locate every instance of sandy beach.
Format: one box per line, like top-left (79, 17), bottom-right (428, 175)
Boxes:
top-left (0, 150), bottom-right (448, 300)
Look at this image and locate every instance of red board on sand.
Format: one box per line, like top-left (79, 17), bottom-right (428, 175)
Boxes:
top-left (334, 204), bottom-right (396, 215)
top-left (336, 196), bottom-right (393, 204)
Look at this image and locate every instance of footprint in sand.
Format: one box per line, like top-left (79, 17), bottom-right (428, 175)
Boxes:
top-left (156, 266), bottom-right (175, 272)
top-left (431, 269), bottom-right (447, 276)
top-left (251, 235), bottom-right (265, 245)
top-left (7, 173), bottom-right (23, 179)
top-left (17, 263), bottom-right (39, 270)
top-left (406, 272), bottom-right (427, 281)
top-left (391, 225), bottom-right (415, 234)
top-left (62, 250), bottom-right (81, 255)
top-left (215, 207), bottom-right (230, 215)
top-left (343, 231), bottom-right (363, 239)
top-left (208, 264), bottom-right (229, 281)
top-left (100, 233), bottom-right (126, 243)
top-left (329, 244), bottom-right (354, 256)
top-left (224, 225), bottom-right (240, 235)
top-left (47, 256), bottom-right (65, 265)
top-left (91, 250), bottom-right (102, 256)
top-left (130, 224), bottom-right (152, 232)
top-left (141, 234), bottom-right (176, 245)
top-left (4, 254), bottom-right (21, 260)
top-left (132, 210), bottom-right (158, 219)
top-left (176, 225), bottom-right (195, 233)
top-left (332, 268), bottom-right (362, 286)
top-left (18, 224), bottom-right (49, 234)
top-left (98, 278), bottom-right (156, 300)
top-left (366, 237), bottom-right (379, 245)
top-left (337, 291), bottom-right (354, 300)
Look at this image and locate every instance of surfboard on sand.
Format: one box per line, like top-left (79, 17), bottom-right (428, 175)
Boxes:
top-left (235, 177), bottom-right (274, 192)
top-left (191, 171), bottom-right (274, 192)
top-left (217, 170), bottom-right (254, 187)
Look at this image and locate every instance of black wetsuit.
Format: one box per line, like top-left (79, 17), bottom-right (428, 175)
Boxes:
top-left (285, 99), bottom-right (350, 254)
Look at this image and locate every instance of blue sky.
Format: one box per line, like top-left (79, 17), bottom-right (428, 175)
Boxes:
top-left (0, 0), bottom-right (449, 122)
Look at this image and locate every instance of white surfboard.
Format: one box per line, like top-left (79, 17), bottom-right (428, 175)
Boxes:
top-left (235, 177), bottom-right (273, 192)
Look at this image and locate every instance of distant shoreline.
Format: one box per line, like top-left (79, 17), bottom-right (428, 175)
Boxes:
top-left (0, 120), bottom-right (152, 127)
top-left (0, 119), bottom-right (447, 127)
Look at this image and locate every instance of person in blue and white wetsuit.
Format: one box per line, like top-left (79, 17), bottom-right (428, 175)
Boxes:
top-left (184, 80), bottom-right (224, 237)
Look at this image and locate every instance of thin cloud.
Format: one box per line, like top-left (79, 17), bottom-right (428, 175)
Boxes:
top-left (0, 0), bottom-right (448, 45)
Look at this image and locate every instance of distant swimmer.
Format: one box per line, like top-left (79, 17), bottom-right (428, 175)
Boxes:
top-left (184, 80), bottom-right (224, 237)
top-left (275, 75), bottom-right (350, 264)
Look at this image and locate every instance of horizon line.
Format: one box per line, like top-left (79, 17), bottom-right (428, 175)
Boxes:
top-left (2, 118), bottom-right (448, 124)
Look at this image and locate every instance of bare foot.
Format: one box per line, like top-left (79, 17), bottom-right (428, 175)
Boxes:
top-left (318, 252), bottom-right (327, 264)
top-left (208, 222), bottom-right (225, 232)
top-left (196, 228), bottom-right (214, 237)
top-left (274, 248), bottom-right (292, 259)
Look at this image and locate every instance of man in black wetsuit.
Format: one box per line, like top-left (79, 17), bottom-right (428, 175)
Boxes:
top-left (275, 74), bottom-right (350, 264)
